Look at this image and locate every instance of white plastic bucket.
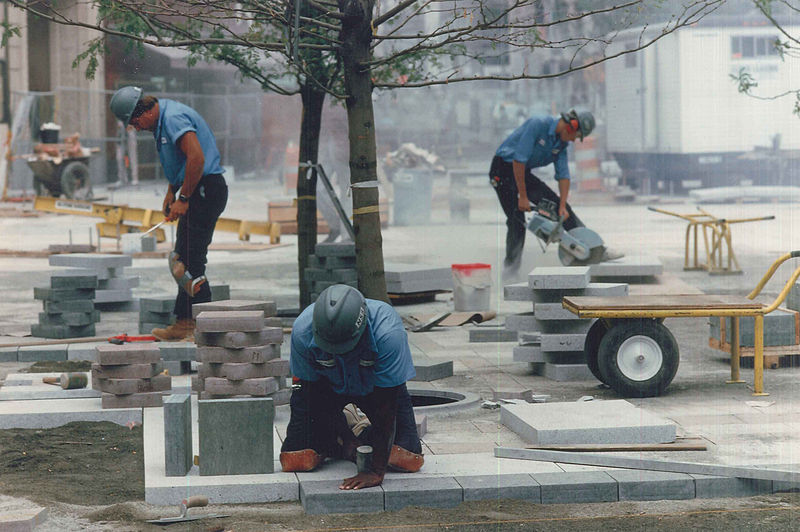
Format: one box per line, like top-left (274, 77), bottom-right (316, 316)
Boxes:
top-left (451, 263), bottom-right (492, 311)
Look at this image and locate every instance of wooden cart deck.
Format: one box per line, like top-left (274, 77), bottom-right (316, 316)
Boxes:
top-left (562, 294), bottom-right (763, 319)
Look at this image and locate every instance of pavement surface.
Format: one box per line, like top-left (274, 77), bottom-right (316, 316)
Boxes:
top-left (1, 175), bottom-right (799, 515)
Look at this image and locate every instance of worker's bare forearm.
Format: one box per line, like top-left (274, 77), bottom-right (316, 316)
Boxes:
top-left (558, 178), bottom-right (569, 208)
top-left (360, 385), bottom-right (400, 477)
top-left (512, 160), bottom-right (527, 201)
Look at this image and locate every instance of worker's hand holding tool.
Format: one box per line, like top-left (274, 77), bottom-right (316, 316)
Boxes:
top-left (517, 195), bottom-right (532, 212)
top-left (339, 471), bottom-right (383, 490)
top-left (166, 198), bottom-right (187, 221)
top-left (558, 203), bottom-right (570, 221)
top-left (162, 194), bottom-right (174, 218)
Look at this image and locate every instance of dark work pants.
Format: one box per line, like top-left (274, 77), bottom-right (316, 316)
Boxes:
top-left (173, 174), bottom-right (228, 319)
top-left (281, 382), bottom-right (422, 455)
top-left (489, 156), bottom-right (583, 273)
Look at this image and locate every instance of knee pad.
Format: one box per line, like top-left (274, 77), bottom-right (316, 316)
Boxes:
top-left (280, 449), bottom-right (323, 472)
top-left (388, 444), bottom-right (424, 472)
top-left (168, 252), bottom-right (207, 297)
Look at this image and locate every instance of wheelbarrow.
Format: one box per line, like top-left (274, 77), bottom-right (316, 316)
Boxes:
top-left (26, 154), bottom-right (93, 200)
top-left (562, 251), bottom-right (800, 398)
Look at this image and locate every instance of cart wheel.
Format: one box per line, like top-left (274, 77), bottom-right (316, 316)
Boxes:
top-left (597, 319), bottom-right (679, 398)
top-left (60, 161), bottom-right (93, 200)
top-left (584, 319), bottom-right (610, 384)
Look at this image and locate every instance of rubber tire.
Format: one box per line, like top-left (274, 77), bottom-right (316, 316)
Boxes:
top-left (59, 161), bottom-right (93, 200)
top-left (584, 320), bottom-right (610, 384)
top-left (597, 319), bottom-right (679, 398)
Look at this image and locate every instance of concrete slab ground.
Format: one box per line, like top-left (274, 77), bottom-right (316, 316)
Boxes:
top-left (2, 180), bottom-right (800, 515)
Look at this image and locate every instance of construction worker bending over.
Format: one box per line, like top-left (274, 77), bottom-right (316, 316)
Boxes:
top-left (490, 109), bottom-right (621, 279)
top-left (280, 284), bottom-right (424, 490)
top-left (110, 87), bottom-right (228, 341)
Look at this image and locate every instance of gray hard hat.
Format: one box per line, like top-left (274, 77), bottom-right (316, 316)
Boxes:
top-left (110, 86), bottom-right (143, 125)
top-left (560, 109), bottom-right (595, 141)
top-left (312, 284), bottom-right (368, 354)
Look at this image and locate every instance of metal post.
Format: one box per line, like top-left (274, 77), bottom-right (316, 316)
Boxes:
top-left (753, 314), bottom-right (768, 396)
top-left (727, 317), bottom-right (744, 384)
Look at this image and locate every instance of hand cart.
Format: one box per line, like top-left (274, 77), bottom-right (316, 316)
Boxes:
top-left (562, 251), bottom-right (800, 398)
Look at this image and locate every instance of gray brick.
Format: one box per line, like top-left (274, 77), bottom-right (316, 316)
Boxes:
top-left (529, 267), bottom-right (590, 290)
top-left (314, 242), bottom-right (355, 257)
top-left (101, 392), bottom-right (163, 409)
top-left (140, 295), bottom-right (175, 313)
top-left (157, 342), bottom-right (196, 362)
top-left (94, 289), bottom-right (133, 304)
top-left (49, 253), bottom-right (132, 269)
top-left (540, 333), bottom-right (587, 352)
top-left (37, 311), bottom-right (97, 327)
top-left (197, 344), bottom-right (281, 364)
top-left (268, 387), bottom-right (292, 406)
top-left (43, 299), bottom-right (95, 314)
top-left (382, 477), bottom-right (462, 510)
top-left (210, 284), bottom-right (231, 301)
top-left (0, 346), bottom-right (18, 361)
top-left (534, 303), bottom-right (585, 321)
top-left (416, 414), bottom-right (427, 438)
top-left (33, 287), bottom-right (95, 302)
top-left (164, 394), bottom-right (193, 477)
top-left (513, 345), bottom-right (543, 363)
top-left (787, 282), bottom-right (800, 312)
top-left (588, 256), bottom-right (662, 278)
top-left (96, 343), bottom-right (161, 365)
top-left (99, 276), bottom-right (140, 290)
top-left (607, 470), bottom-right (694, 500)
top-left (203, 377), bottom-right (280, 396)
top-left (410, 358), bottom-right (453, 382)
top-left (533, 471), bottom-right (618, 504)
top-left (18, 344), bottom-right (68, 361)
top-left (456, 474), bottom-right (540, 502)
top-left (192, 299), bottom-right (277, 319)
top-left (91, 363), bottom-right (160, 379)
top-left (50, 272), bottom-right (97, 289)
top-left (195, 310), bottom-right (265, 333)
top-left (67, 342), bottom-right (104, 361)
top-left (198, 397), bottom-right (274, 475)
top-left (541, 363), bottom-right (596, 381)
top-left (468, 327), bottom-right (518, 343)
top-left (505, 313), bottom-right (537, 332)
top-left (384, 263), bottom-right (452, 283)
top-left (720, 310), bottom-right (798, 347)
top-left (503, 282), bottom-right (533, 301)
top-left (194, 328), bottom-right (284, 348)
top-left (300, 479), bottom-right (383, 514)
top-left (100, 375), bottom-right (171, 394)
top-left (691, 474), bottom-right (773, 498)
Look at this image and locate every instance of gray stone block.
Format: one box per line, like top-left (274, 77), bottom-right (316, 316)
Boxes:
top-left (67, 342), bottom-right (104, 361)
top-left (49, 253), bottom-right (132, 269)
top-left (33, 287), bottom-right (95, 302)
top-left (691, 474), bottom-right (773, 498)
top-left (192, 299), bottom-right (278, 319)
top-left (99, 276), bottom-right (140, 290)
top-left (715, 309), bottom-right (798, 347)
top-left (94, 289), bottom-right (133, 304)
top-left (386, 278), bottom-right (453, 293)
top-left (300, 480), bottom-right (383, 514)
top-left (500, 400), bottom-right (676, 445)
top-left (195, 328), bottom-right (284, 348)
top-left (96, 343), bottom-right (161, 365)
top-left (382, 477), bottom-right (462, 511)
top-left (0, 346), bottom-right (18, 361)
top-left (50, 271), bottom-right (97, 289)
top-left (410, 358), bottom-right (453, 381)
top-left (505, 313), bottom-right (537, 332)
top-left (468, 327), bottom-right (518, 343)
top-left (197, 344), bottom-right (281, 364)
top-left (456, 474), bottom-right (540, 502)
top-left (534, 303), bottom-right (585, 321)
top-left (529, 266), bottom-right (590, 290)
top-left (140, 295), bottom-right (175, 313)
top-left (314, 242), bottom-right (355, 257)
top-left (43, 299), bottom-right (95, 314)
top-left (158, 342), bottom-right (196, 362)
top-left (606, 470), bottom-right (694, 500)
top-left (195, 310), bottom-right (265, 333)
top-left (384, 263), bottom-right (453, 283)
top-left (164, 394), bottom-right (193, 477)
top-left (588, 255), bottom-right (662, 278)
top-left (139, 310), bottom-right (174, 324)
top-left (533, 471), bottom-right (618, 504)
top-left (416, 414), bottom-right (427, 438)
top-left (198, 397), bottom-right (274, 475)
top-left (503, 282), bottom-right (533, 301)
top-left (513, 345), bottom-right (543, 363)
top-left (542, 351), bottom-right (585, 365)
top-left (18, 345), bottom-right (68, 362)
top-left (541, 363), bottom-right (595, 381)
top-left (37, 311), bottom-right (98, 327)
top-left (535, 319), bottom-right (593, 334)
top-left (540, 333), bottom-right (587, 352)
top-left (210, 284), bottom-right (230, 301)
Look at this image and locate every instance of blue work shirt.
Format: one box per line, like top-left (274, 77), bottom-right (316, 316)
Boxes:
top-left (290, 299), bottom-right (416, 396)
top-left (495, 115), bottom-right (571, 180)
top-left (154, 99), bottom-right (224, 187)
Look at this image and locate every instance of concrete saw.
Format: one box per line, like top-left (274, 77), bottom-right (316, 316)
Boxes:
top-left (526, 199), bottom-right (605, 266)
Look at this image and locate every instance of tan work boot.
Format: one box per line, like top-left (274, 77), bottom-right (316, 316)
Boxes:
top-left (152, 318), bottom-right (195, 342)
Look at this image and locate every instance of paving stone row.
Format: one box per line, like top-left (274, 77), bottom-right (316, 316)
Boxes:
top-left (192, 306), bottom-right (289, 405)
top-left (31, 269), bottom-right (99, 340)
top-left (504, 266), bottom-right (628, 381)
top-left (91, 343), bottom-right (170, 408)
top-left (305, 242), bottom-right (357, 300)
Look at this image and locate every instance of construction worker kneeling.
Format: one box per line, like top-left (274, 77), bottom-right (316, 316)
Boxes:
top-left (280, 285), bottom-right (424, 490)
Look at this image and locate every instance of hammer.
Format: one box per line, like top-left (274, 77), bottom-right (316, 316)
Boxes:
top-left (42, 373), bottom-right (88, 390)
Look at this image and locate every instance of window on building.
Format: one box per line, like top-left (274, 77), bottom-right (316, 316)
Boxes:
top-left (731, 35), bottom-right (779, 59)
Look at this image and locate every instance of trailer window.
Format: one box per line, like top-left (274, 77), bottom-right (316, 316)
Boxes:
top-left (731, 35), bottom-right (780, 59)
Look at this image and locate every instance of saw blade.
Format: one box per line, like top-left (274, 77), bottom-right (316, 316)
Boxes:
top-left (560, 245), bottom-right (605, 266)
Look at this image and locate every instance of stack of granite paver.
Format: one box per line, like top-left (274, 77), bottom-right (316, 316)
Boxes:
top-left (193, 310), bottom-right (290, 404)
top-left (31, 269), bottom-right (100, 339)
top-left (92, 343), bottom-right (170, 408)
top-left (48, 253), bottom-right (138, 306)
top-left (505, 266), bottom-right (627, 381)
top-left (305, 242), bottom-right (357, 300)
top-left (384, 263), bottom-right (453, 295)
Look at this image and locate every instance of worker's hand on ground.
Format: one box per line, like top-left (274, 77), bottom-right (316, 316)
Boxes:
top-left (167, 199), bottom-right (187, 221)
top-left (517, 196), bottom-right (532, 212)
top-left (559, 204), bottom-right (570, 221)
top-left (339, 471), bottom-right (383, 490)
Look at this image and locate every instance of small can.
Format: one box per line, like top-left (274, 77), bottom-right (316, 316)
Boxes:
top-left (356, 445), bottom-right (373, 473)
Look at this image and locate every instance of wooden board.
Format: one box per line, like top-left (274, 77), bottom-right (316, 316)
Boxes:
top-left (563, 294), bottom-right (763, 311)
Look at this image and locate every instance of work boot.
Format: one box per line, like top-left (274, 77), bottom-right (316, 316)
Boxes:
top-left (388, 444), bottom-right (424, 472)
top-left (599, 247), bottom-right (625, 262)
top-left (152, 318), bottom-right (195, 342)
top-left (280, 449), bottom-right (323, 472)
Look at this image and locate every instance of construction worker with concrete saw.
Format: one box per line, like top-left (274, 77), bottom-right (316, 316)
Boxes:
top-left (490, 108), bottom-right (622, 279)
top-left (280, 284), bottom-right (424, 490)
top-left (110, 87), bottom-right (228, 341)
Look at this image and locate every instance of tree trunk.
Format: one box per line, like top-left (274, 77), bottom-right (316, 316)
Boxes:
top-left (297, 84), bottom-right (326, 309)
top-left (339, 0), bottom-right (388, 302)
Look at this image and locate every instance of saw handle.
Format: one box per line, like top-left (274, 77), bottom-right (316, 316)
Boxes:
top-left (182, 496), bottom-right (209, 510)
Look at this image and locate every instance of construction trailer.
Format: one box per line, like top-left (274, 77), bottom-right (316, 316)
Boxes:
top-left (605, 15), bottom-right (800, 194)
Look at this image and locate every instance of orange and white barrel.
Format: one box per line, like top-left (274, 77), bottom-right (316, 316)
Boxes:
top-left (574, 136), bottom-right (603, 192)
top-left (283, 140), bottom-right (299, 193)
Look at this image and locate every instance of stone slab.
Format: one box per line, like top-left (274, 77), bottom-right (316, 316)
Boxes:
top-left (384, 263), bottom-right (453, 283)
top-left (198, 397), bottom-right (274, 476)
top-left (50, 271), bottom-right (97, 289)
top-left (503, 282), bottom-right (533, 301)
top-left (91, 363), bottom-right (161, 379)
top-left (192, 299), bottom-right (277, 319)
top-left (529, 267), bottom-right (590, 290)
top-left (164, 394), bottom-right (193, 477)
top-left (690, 474), bottom-right (773, 498)
top-left (99, 375), bottom-right (171, 395)
top-left (456, 474), bottom-right (540, 502)
top-left (314, 242), bottom-right (355, 257)
top-left (531, 282), bottom-right (630, 303)
top-left (540, 333), bottom-right (587, 352)
top-left (18, 344), bottom-right (67, 362)
top-left (606, 470), bottom-right (695, 501)
top-left (157, 342), bottom-right (196, 362)
top-left (505, 313), bottom-right (537, 332)
top-left (49, 253), bottom-right (132, 269)
top-left (67, 342), bottom-right (105, 361)
top-left (533, 471), bottom-right (618, 504)
top-left (0, 372), bottom-right (100, 401)
top-left (30, 323), bottom-right (96, 339)
top-left (0, 502), bottom-right (48, 532)
top-left (513, 345), bottom-right (544, 363)
top-left (382, 476), bottom-right (462, 511)
top-left (410, 358), bottom-right (453, 381)
top-left (43, 299), bottom-right (95, 314)
top-left (468, 327), bottom-right (518, 342)
top-left (534, 303), bottom-right (588, 321)
top-left (210, 284), bottom-right (231, 301)
top-left (99, 276), bottom-right (140, 290)
top-left (300, 479), bottom-right (384, 514)
top-left (203, 377), bottom-right (280, 396)
top-left (96, 343), bottom-right (161, 365)
top-left (0, 398), bottom-right (141, 429)
top-left (194, 328), bottom-right (283, 348)
top-left (195, 310), bottom-right (265, 333)
top-left (102, 392), bottom-right (164, 409)
top-left (94, 289), bottom-right (134, 304)
top-left (196, 345), bottom-right (281, 364)
top-left (500, 400), bottom-right (676, 445)
top-left (0, 346), bottom-right (18, 362)
top-left (139, 295), bottom-right (175, 313)
top-left (588, 255), bottom-right (663, 278)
